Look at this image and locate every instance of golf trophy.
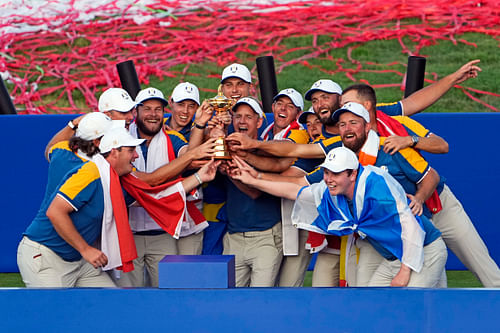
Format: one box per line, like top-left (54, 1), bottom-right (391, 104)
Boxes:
top-left (207, 85), bottom-right (234, 159)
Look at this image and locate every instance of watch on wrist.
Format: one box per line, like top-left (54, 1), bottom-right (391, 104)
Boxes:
top-left (67, 120), bottom-right (77, 130)
top-left (194, 122), bottom-right (206, 130)
top-left (411, 135), bottom-right (419, 148)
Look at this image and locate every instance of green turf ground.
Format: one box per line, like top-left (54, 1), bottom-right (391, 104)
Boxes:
top-left (0, 270), bottom-right (482, 288)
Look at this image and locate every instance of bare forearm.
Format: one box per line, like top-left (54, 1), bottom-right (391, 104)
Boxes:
top-left (188, 126), bottom-right (206, 150)
top-left (134, 151), bottom-right (194, 186)
top-left (45, 127), bottom-right (75, 161)
top-left (245, 176), bottom-right (301, 200)
top-left (415, 168), bottom-right (440, 202)
top-left (414, 134), bottom-right (449, 154)
top-left (257, 140), bottom-right (324, 158)
top-left (230, 178), bottom-right (261, 199)
top-left (243, 153), bottom-right (295, 172)
top-left (260, 171), bottom-right (309, 186)
top-left (181, 173), bottom-right (201, 193)
top-left (46, 197), bottom-right (90, 254)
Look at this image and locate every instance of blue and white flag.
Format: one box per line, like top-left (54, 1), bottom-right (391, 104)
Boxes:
top-left (292, 165), bottom-right (426, 272)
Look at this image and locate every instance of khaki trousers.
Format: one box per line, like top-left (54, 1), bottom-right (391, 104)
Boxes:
top-left (368, 237), bottom-right (447, 287)
top-left (278, 229), bottom-right (312, 287)
top-left (17, 236), bottom-right (115, 288)
top-left (118, 232), bottom-right (204, 287)
top-left (223, 223), bottom-right (283, 287)
top-left (433, 185), bottom-right (500, 287)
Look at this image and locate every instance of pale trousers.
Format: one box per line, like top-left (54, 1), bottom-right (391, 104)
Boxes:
top-left (354, 238), bottom-right (384, 286)
top-left (17, 236), bottom-right (115, 288)
top-left (118, 232), bottom-right (204, 287)
top-left (223, 222), bottom-right (283, 287)
top-left (312, 252), bottom-right (340, 287)
top-left (368, 237), bottom-right (447, 287)
top-left (433, 185), bottom-right (500, 287)
top-left (278, 229), bottom-right (312, 287)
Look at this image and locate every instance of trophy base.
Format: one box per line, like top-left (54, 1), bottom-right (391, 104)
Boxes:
top-left (213, 154), bottom-right (232, 160)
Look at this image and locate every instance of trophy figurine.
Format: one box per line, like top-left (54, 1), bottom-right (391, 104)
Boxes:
top-left (207, 85), bottom-right (234, 159)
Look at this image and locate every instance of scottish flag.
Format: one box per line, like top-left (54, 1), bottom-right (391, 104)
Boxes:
top-left (292, 165), bottom-right (426, 272)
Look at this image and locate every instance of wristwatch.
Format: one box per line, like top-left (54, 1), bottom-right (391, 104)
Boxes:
top-left (194, 122), bottom-right (206, 130)
top-left (67, 120), bottom-right (77, 130)
top-left (410, 135), bottom-right (419, 148)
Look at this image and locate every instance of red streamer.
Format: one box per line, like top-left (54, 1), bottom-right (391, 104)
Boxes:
top-left (0, 0), bottom-right (498, 114)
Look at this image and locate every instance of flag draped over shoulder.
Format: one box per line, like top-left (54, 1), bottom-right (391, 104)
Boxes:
top-left (292, 165), bottom-right (426, 273)
top-left (93, 154), bottom-right (137, 273)
top-left (121, 174), bottom-right (187, 238)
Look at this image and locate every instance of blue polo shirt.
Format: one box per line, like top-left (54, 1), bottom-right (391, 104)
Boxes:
top-left (24, 161), bottom-right (105, 261)
top-left (45, 141), bottom-right (87, 203)
top-left (164, 116), bottom-right (193, 141)
top-left (225, 177), bottom-right (281, 233)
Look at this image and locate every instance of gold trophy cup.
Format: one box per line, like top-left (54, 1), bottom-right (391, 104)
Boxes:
top-left (207, 85), bottom-right (234, 159)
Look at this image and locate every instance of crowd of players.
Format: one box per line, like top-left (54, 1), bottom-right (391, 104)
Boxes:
top-left (17, 59), bottom-right (500, 288)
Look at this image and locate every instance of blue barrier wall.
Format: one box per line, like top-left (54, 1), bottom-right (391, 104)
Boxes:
top-left (1, 113), bottom-right (499, 272)
top-left (1, 287), bottom-right (499, 332)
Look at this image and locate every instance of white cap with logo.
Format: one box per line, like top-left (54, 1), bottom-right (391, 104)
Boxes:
top-left (273, 88), bottom-right (304, 111)
top-left (232, 97), bottom-right (264, 118)
top-left (320, 147), bottom-right (359, 173)
top-left (99, 127), bottom-right (145, 154)
top-left (171, 82), bottom-right (200, 105)
top-left (135, 87), bottom-right (168, 106)
top-left (98, 88), bottom-right (137, 113)
top-left (331, 102), bottom-right (370, 124)
top-left (304, 79), bottom-right (343, 101)
top-left (221, 63), bottom-right (252, 84)
top-left (76, 112), bottom-right (114, 140)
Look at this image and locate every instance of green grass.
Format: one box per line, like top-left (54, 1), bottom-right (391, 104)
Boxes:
top-left (0, 270), bottom-right (481, 288)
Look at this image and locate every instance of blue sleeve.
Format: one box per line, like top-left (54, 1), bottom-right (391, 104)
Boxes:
top-left (377, 101), bottom-right (403, 117)
top-left (305, 167), bottom-right (324, 184)
top-left (319, 137), bottom-right (342, 155)
top-left (167, 133), bottom-right (188, 157)
top-left (292, 157), bottom-right (323, 174)
top-left (57, 165), bottom-right (101, 211)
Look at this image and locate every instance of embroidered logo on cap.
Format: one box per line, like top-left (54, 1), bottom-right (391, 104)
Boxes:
top-left (229, 65), bottom-right (239, 73)
top-left (185, 85), bottom-right (193, 94)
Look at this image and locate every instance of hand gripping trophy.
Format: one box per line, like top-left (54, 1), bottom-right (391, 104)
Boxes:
top-left (207, 85), bottom-right (234, 159)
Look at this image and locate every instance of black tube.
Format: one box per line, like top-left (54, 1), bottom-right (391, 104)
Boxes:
top-left (404, 56), bottom-right (426, 98)
top-left (0, 77), bottom-right (17, 114)
top-left (116, 60), bottom-right (141, 100)
top-left (256, 56), bottom-right (278, 114)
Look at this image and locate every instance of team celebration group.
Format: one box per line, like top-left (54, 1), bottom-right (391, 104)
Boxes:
top-left (17, 59), bottom-right (500, 288)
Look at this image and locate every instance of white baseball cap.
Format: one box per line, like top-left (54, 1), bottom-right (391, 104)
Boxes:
top-left (99, 127), bottom-right (145, 153)
top-left (232, 97), bottom-right (264, 118)
top-left (98, 88), bottom-right (137, 113)
top-left (320, 147), bottom-right (359, 173)
top-left (273, 88), bottom-right (304, 111)
top-left (331, 102), bottom-right (370, 124)
top-left (304, 79), bottom-right (343, 101)
top-left (135, 87), bottom-right (168, 106)
top-left (221, 63), bottom-right (252, 84)
top-left (171, 82), bottom-right (200, 105)
top-left (76, 112), bottom-right (114, 140)
top-left (298, 106), bottom-right (317, 124)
